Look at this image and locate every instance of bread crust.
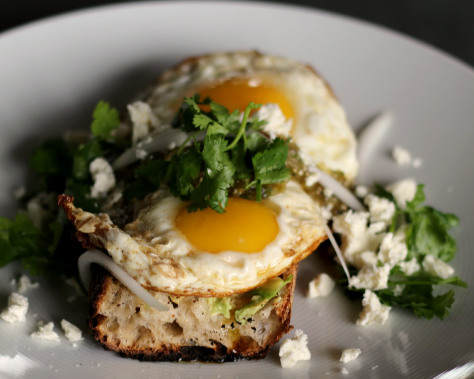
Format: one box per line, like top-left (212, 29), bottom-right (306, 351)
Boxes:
top-left (88, 264), bottom-right (297, 362)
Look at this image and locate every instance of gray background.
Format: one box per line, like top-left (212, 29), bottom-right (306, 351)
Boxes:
top-left (1, 0), bottom-right (473, 68)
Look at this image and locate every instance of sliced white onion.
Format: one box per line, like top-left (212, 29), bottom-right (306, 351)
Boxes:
top-left (313, 167), bottom-right (365, 211)
top-left (112, 128), bottom-right (188, 170)
top-left (356, 111), bottom-right (393, 184)
top-left (78, 249), bottom-right (168, 311)
top-left (323, 223), bottom-right (350, 281)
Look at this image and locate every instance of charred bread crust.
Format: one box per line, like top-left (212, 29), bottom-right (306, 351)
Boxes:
top-left (88, 264), bottom-right (297, 362)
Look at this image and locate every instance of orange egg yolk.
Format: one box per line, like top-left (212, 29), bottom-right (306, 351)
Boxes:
top-left (196, 77), bottom-right (295, 122)
top-left (175, 198), bottom-right (279, 253)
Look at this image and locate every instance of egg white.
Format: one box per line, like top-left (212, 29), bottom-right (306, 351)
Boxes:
top-left (65, 180), bottom-right (326, 297)
top-left (136, 51), bottom-right (358, 180)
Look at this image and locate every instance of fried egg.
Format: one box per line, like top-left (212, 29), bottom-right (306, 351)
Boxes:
top-left (62, 180), bottom-right (326, 297)
top-left (138, 51), bottom-right (358, 180)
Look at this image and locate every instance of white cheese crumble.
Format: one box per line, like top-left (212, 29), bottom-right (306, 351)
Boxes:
top-left (357, 290), bottom-right (391, 326)
top-left (349, 264), bottom-right (391, 291)
top-left (26, 192), bottom-right (57, 230)
top-left (340, 348), bottom-right (361, 363)
top-left (341, 367), bottom-right (349, 375)
top-left (17, 275), bottom-right (39, 293)
top-left (135, 148), bottom-right (148, 160)
top-left (279, 329), bottom-right (311, 368)
top-left (355, 185), bottom-right (368, 198)
top-left (364, 194), bottom-right (395, 226)
top-left (31, 321), bottom-right (60, 341)
top-left (422, 255), bottom-right (454, 279)
top-left (386, 178), bottom-right (417, 209)
top-left (394, 284), bottom-right (405, 296)
top-left (128, 101), bottom-right (160, 144)
top-left (392, 146), bottom-right (422, 168)
top-left (398, 258), bottom-right (420, 276)
top-left (307, 273), bottom-right (335, 298)
top-left (378, 232), bottom-right (408, 268)
top-left (332, 211), bottom-right (384, 269)
top-left (89, 157), bottom-right (116, 198)
top-left (254, 104), bottom-right (292, 139)
top-left (0, 293), bottom-right (28, 324)
top-left (392, 145), bottom-right (412, 165)
top-left (61, 319), bottom-right (83, 342)
top-left (13, 186), bottom-right (26, 200)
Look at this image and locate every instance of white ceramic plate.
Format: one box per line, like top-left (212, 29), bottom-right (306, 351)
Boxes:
top-left (0, 2), bottom-right (473, 378)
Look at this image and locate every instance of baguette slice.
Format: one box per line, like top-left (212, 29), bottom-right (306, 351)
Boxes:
top-left (88, 264), bottom-right (297, 362)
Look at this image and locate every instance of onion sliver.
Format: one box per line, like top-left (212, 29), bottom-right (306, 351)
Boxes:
top-left (78, 249), bottom-right (168, 311)
top-left (357, 111), bottom-right (393, 184)
top-left (112, 128), bottom-right (188, 170)
top-left (314, 168), bottom-right (365, 211)
top-left (322, 223), bottom-right (350, 281)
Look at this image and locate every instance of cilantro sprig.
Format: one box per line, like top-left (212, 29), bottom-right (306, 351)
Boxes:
top-left (0, 101), bottom-right (122, 277)
top-left (126, 95), bottom-right (291, 213)
top-left (343, 184), bottom-right (466, 320)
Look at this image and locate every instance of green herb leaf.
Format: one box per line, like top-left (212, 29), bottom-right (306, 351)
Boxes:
top-left (91, 101), bottom-right (120, 139)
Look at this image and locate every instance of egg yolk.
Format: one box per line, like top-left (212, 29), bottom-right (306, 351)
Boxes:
top-left (175, 198), bottom-right (279, 253)
top-left (196, 77), bottom-right (295, 122)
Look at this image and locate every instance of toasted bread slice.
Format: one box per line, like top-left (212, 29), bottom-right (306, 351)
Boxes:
top-left (88, 264), bottom-right (297, 362)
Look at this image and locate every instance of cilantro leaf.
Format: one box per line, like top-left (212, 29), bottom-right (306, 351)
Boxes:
top-left (202, 135), bottom-right (230, 178)
top-left (91, 101), bottom-right (120, 139)
top-left (72, 139), bottom-right (103, 180)
top-left (252, 137), bottom-right (291, 196)
top-left (376, 270), bottom-right (466, 320)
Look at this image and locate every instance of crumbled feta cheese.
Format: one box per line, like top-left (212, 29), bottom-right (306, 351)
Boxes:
top-left (377, 232), bottom-right (408, 267)
top-left (355, 185), bottom-right (368, 198)
top-left (128, 101), bottom-right (160, 144)
top-left (386, 178), bottom-right (417, 209)
top-left (307, 273), bottom-right (335, 298)
top-left (26, 192), bottom-right (57, 230)
top-left (89, 157), bottom-right (116, 198)
top-left (412, 158), bottom-right (423, 168)
top-left (355, 251), bottom-right (378, 268)
top-left (422, 255), bottom-right (454, 279)
top-left (357, 290), bottom-right (391, 326)
top-left (323, 188), bottom-right (334, 198)
top-left (17, 275), bottom-right (39, 293)
top-left (364, 194), bottom-right (395, 226)
top-left (135, 148), bottom-right (148, 160)
top-left (340, 348), bottom-right (361, 363)
top-left (279, 329), bottom-right (311, 368)
top-left (305, 173), bottom-right (320, 187)
top-left (255, 104), bottom-right (292, 139)
top-left (61, 319), bottom-right (83, 342)
top-left (0, 293), bottom-right (28, 323)
top-left (349, 264), bottom-right (391, 290)
top-left (65, 277), bottom-right (83, 295)
top-left (398, 258), bottom-right (420, 276)
top-left (341, 368), bottom-right (349, 375)
top-left (168, 141), bottom-right (176, 150)
top-left (393, 284), bottom-right (405, 296)
top-left (13, 186), bottom-right (26, 200)
top-left (392, 146), bottom-right (412, 165)
top-left (31, 321), bottom-right (60, 341)
top-left (332, 211), bottom-right (384, 268)
top-left (392, 146), bottom-right (422, 168)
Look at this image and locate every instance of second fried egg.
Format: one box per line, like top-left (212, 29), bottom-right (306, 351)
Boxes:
top-left (138, 51), bottom-right (358, 180)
